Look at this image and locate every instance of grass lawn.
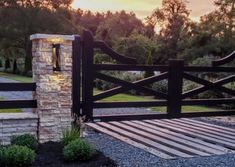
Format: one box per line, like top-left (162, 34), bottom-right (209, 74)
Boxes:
top-left (151, 105), bottom-right (219, 113)
top-left (94, 89), bottom-right (218, 112)
top-left (0, 72), bottom-right (32, 83)
top-left (0, 108), bottom-right (22, 113)
top-left (94, 89), bottom-right (152, 102)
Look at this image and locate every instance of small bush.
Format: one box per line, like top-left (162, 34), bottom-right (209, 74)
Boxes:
top-left (63, 139), bottom-right (95, 162)
top-left (0, 146), bottom-right (7, 166)
top-left (62, 127), bottom-right (80, 146)
top-left (11, 134), bottom-right (38, 150)
top-left (3, 145), bottom-right (36, 167)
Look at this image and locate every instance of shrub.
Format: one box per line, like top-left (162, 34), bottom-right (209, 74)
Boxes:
top-left (0, 146), bottom-right (6, 166)
top-left (63, 139), bottom-right (95, 162)
top-left (11, 134), bottom-right (38, 150)
top-left (62, 127), bottom-right (80, 146)
top-left (152, 80), bottom-right (168, 95)
top-left (3, 145), bottom-right (36, 167)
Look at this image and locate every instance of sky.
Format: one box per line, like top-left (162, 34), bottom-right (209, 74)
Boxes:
top-left (72, 0), bottom-right (216, 22)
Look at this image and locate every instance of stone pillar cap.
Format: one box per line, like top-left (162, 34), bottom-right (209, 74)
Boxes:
top-left (30, 34), bottom-right (75, 41)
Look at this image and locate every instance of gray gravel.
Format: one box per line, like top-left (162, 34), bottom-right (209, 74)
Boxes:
top-left (94, 108), bottom-right (155, 116)
top-left (86, 128), bottom-right (235, 167)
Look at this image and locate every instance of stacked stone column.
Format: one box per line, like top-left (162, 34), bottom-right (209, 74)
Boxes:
top-left (30, 34), bottom-right (74, 143)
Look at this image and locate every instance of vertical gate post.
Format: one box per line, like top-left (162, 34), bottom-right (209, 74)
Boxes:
top-left (72, 36), bottom-right (81, 117)
top-left (82, 30), bottom-right (94, 121)
top-left (167, 59), bottom-right (184, 117)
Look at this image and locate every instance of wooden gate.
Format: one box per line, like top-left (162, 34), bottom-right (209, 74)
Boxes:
top-left (72, 30), bottom-right (235, 122)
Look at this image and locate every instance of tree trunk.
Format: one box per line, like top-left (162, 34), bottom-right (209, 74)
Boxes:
top-left (5, 58), bottom-right (10, 69)
top-left (13, 59), bottom-right (17, 74)
top-left (24, 37), bottom-right (32, 74)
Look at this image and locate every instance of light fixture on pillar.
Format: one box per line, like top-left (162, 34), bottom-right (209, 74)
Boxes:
top-left (52, 44), bottom-right (61, 71)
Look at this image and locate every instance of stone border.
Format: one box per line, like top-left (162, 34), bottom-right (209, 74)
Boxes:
top-left (0, 113), bottom-right (38, 145)
top-left (30, 34), bottom-right (75, 41)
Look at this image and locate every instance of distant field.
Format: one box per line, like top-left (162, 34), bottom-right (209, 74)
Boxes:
top-left (0, 72), bottom-right (32, 83)
top-left (94, 89), bottom-right (218, 112)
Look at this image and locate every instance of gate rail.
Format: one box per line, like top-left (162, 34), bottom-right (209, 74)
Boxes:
top-left (72, 30), bottom-right (235, 122)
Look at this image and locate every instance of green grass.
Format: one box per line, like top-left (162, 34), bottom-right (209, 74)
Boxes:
top-left (0, 108), bottom-right (22, 113)
top-left (94, 89), bottom-right (153, 102)
top-left (94, 89), bottom-right (218, 112)
top-left (0, 72), bottom-right (32, 83)
top-left (151, 105), bottom-right (219, 113)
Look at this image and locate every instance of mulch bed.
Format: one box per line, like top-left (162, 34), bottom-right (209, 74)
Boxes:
top-left (34, 142), bottom-right (117, 167)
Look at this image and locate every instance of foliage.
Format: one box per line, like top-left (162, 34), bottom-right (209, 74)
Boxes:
top-left (96, 10), bottom-right (144, 45)
top-left (0, 0), bottom-right (234, 76)
top-left (94, 71), bottom-right (144, 95)
top-left (11, 134), bottom-right (38, 150)
top-left (146, 0), bottom-right (191, 60)
top-left (63, 139), bottom-right (95, 162)
top-left (152, 80), bottom-right (168, 95)
top-left (114, 34), bottom-right (158, 64)
top-left (62, 127), bottom-right (80, 146)
top-left (1, 145), bottom-right (36, 167)
top-left (0, 146), bottom-right (6, 166)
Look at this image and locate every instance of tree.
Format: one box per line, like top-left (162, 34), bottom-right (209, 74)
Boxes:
top-left (96, 11), bottom-right (145, 46)
top-left (114, 34), bottom-right (158, 64)
top-left (179, 0), bottom-right (235, 62)
top-left (147, 0), bottom-right (191, 60)
top-left (0, 0), bottom-right (77, 73)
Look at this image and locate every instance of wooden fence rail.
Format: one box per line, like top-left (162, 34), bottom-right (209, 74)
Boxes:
top-left (73, 30), bottom-right (235, 122)
top-left (0, 83), bottom-right (37, 109)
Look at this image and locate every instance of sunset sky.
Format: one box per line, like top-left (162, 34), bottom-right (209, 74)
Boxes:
top-left (72, 0), bottom-right (216, 21)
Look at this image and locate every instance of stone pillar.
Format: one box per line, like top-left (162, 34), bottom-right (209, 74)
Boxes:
top-left (30, 34), bottom-right (74, 143)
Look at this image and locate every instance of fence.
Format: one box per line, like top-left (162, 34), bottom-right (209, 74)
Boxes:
top-left (76, 30), bottom-right (235, 122)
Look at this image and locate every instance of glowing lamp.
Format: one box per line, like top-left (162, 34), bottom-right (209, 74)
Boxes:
top-left (52, 44), bottom-right (61, 71)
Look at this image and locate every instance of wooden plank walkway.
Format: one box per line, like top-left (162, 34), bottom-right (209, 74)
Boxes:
top-left (86, 119), bottom-right (235, 159)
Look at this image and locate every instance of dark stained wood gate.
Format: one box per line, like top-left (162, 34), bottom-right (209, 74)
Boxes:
top-left (72, 30), bottom-right (235, 122)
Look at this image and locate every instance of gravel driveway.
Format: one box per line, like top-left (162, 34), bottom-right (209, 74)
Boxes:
top-left (86, 119), bottom-right (235, 167)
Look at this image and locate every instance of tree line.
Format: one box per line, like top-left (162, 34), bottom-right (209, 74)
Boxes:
top-left (0, 0), bottom-right (234, 74)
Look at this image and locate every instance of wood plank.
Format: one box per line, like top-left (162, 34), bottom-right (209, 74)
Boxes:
top-left (182, 118), bottom-right (235, 133)
top-left (175, 119), bottom-right (235, 139)
top-left (93, 41), bottom-right (137, 64)
top-left (94, 64), bottom-right (169, 71)
top-left (111, 122), bottom-right (210, 156)
top-left (0, 100), bottom-right (37, 109)
top-left (131, 120), bottom-right (227, 154)
top-left (146, 120), bottom-right (235, 150)
top-left (94, 101), bottom-right (167, 108)
top-left (97, 122), bottom-right (193, 158)
top-left (72, 35), bottom-right (81, 116)
top-left (164, 120), bottom-right (235, 144)
top-left (86, 123), bottom-right (174, 159)
top-left (82, 30), bottom-right (95, 121)
top-left (183, 66), bottom-right (235, 72)
top-left (0, 83), bottom-right (36, 91)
